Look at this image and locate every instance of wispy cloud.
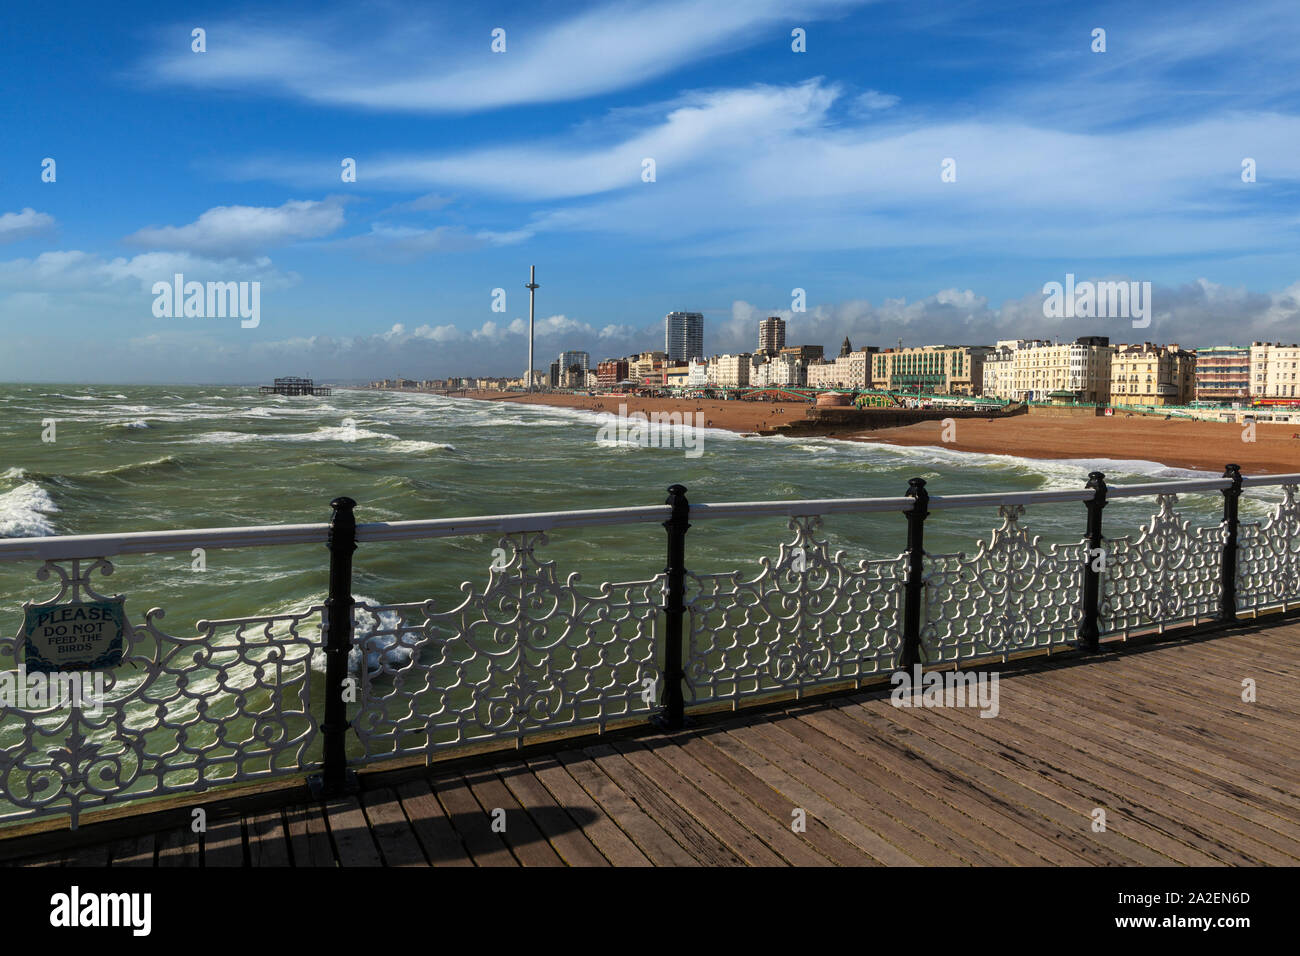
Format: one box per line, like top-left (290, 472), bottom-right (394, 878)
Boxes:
top-left (140, 1), bottom-right (870, 112)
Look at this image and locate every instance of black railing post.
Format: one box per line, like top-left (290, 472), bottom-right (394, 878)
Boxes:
top-left (1220, 463), bottom-right (1243, 623)
top-left (657, 484), bottom-right (690, 730)
top-left (1078, 471), bottom-right (1108, 652)
top-left (899, 478), bottom-right (929, 670)
top-left (309, 496), bottom-right (359, 798)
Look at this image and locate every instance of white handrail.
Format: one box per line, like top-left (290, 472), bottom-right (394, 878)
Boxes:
top-left (0, 471), bottom-right (1294, 562)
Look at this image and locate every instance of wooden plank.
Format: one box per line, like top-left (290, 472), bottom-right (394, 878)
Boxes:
top-left (797, 706), bottom-right (1084, 865)
top-left (245, 810), bottom-right (291, 867)
top-left (202, 815), bottom-right (245, 867)
top-left (496, 762), bottom-right (610, 866)
top-left (525, 755), bottom-right (651, 866)
top-left (394, 779), bottom-right (473, 867)
top-left (360, 789), bottom-right (428, 867)
top-left (701, 725), bottom-right (905, 865)
top-left (611, 738), bottom-right (787, 866)
top-left (989, 679), bottom-right (1300, 863)
top-left (323, 797), bottom-right (382, 866)
top-left (156, 824), bottom-right (200, 867)
top-left (631, 733), bottom-right (833, 867)
top-left (66, 841), bottom-right (110, 867)
top-left (1009, 678), bottom-right (1300, 847)
top-left (727, 717), bottom-right (955, 865)
top-left (580, 743), bottom-right (741, 865)
top-left (838, 699), bottom-right (1158, 865)
top-left (879, 701), bottom-right (1223, 865)
top-left (931, 685), bottom-right (1267, 865)
top-left (462, 768), bottom-right (563, 866)
top-left (432, 773), bottom-right (517, 866)
top-left (677, 729), bottom-right (875, 866)
top-left (778, 707), bottom-right (1043, 865)
top-left (554, 748), bottom-right (698, 866)
top-left (108, 832), bottom-right (155, 867)
top-left (284, 803), bottom-right (335, 868)
top-left (1026, 661), bottom-right (1300, 811)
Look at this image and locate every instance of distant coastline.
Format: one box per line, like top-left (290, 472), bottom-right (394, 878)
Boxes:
top-left (453, 390), bottom-right (1300, 476)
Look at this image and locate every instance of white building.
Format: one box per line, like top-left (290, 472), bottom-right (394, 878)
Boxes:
top-left (767, 352), bottom-right (806, 387)
top-left (1250, 341), bottom-right (1300, 399)
top-left (687, 359), bottom-right (710, 387)
top-left (715, 353), bottom-right (751, 388)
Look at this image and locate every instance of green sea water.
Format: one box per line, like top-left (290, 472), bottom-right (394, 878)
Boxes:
top-left (0, 383), bottom-right (1266, 638)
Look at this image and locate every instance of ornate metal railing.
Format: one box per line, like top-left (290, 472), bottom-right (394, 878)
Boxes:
top-left (0, 464), bottom-right (1297, 828)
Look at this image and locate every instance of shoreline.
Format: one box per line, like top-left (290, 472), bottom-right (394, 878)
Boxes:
top-left (457, 390), bottom-right (1300, 476)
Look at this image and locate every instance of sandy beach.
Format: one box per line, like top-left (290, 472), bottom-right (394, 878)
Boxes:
top-left (462, 391), bottom-right (1300, 475)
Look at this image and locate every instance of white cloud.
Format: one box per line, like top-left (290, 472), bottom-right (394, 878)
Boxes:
top-left (0, 208), bottom-right (57, 243)
top-left (125, 198), bottom-right (347, 257)
top-left (142, 1), bottom-right (870, 113)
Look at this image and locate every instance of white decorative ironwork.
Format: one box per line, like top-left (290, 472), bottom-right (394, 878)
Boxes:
top-left (684, 516), bottom-right (905, 702)
top-left (1100, 494), bottom-right (1225, 635)
top-left (1237, 483), bottom-right (1300, 613)
top-left (349, 531), bottom-right (663, 761)
top-left (0, 558), bottom-right (319, 828)
top-left (922, 505), bottom-right (1085, 663)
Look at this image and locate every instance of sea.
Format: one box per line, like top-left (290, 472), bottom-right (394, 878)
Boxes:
top-left (0, 383), bottom-right (1276, 639)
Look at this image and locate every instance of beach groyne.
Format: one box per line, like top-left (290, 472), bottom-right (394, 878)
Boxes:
top-left (767, 402), bottom-right (1026, 436)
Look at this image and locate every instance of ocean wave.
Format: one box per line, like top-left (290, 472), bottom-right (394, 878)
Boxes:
top-left (85, 455), bottom-right (184, 478)
top-left (0, 482), bottom-right (58, 537)
top-left (183, 425), bottom-right (402, 444)
top-left (386, 439), bottom-right (455, 453)
top-left (107, 420), bottom-right (151, 430)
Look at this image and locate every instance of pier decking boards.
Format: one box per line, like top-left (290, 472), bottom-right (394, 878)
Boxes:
top-left (6, 619), bottom-right (1299, 867)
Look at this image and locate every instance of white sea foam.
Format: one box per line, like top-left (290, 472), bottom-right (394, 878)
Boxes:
top-left (387, 439), bottom-right (455, 453)
top-left (0, 482), bottom-right (58, 537)
top-left (107, 420), bottom-right (150, 430)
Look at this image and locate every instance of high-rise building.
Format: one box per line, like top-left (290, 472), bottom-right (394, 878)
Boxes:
top-left (557, 350), bottom-right (590, 374)
top-left (758, 316), bottom-right (786, 356)
top-left (665, 312), bottom-right (704, 362)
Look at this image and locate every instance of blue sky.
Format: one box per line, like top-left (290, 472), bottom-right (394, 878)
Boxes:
top-left (1, 0), bottom-right (1298, 383)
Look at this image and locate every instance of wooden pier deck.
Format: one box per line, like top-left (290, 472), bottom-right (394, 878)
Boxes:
top-left (6, 619), bottom-right (1299, 867)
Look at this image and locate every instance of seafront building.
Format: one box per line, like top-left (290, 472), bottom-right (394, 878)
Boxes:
top-left (596, 359), bottom-right (629, 389)
top-left (1109, 343), bottom-right (1196, 406)
top-left (1250, 341), bottom-right (1300, 399)
top-left (714, 353), bottom-right (752, 388)
top-left (871, 345), bottom-right (991, 395)
top-left (665, 312), bottom-right (704, 363)
top-left (1007, 337), bottom-right (1114, 403)
top-left (806, 347), bottom-right (876, 389)
top-left (1195, 346), bottom-right (1250, 403)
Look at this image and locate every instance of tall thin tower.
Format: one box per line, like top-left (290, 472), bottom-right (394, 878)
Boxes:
top-left (526, 265), bottom-right (539, 392)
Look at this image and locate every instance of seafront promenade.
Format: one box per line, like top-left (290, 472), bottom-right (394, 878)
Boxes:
top-left (1, 464), bottom-right (1297, 865)
top-left (4, 618), bottom-right (1297, 866)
